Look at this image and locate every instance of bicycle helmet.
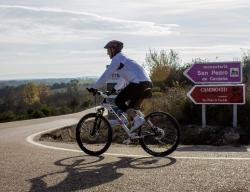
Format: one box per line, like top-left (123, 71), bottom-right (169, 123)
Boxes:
top-left (104, 40), bottom-right (123, 53)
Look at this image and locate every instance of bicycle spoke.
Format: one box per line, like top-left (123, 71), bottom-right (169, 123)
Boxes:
top-left (76, 113), bottom-right (112, 156)
top-left (139, 112), bottom-right (180, 157)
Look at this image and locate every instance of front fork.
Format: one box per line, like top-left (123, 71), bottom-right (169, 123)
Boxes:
top-left (90, 108), bottom-right (104, 136)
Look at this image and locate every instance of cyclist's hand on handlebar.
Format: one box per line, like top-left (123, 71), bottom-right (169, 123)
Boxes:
top-left (110, 88), bottom-right (116, 94)
top-left (105, 88), bottom-right (116, 96)
top-left (87, 88), bottom-right (98, 96)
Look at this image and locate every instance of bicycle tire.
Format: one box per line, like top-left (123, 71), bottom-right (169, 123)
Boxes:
top-left (76, 113), bottom-right (112, 156)
top-left (139, 112), bottom-right (180, 157)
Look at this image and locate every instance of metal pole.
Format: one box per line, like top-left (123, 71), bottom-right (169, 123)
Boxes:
top-left (233, 104), bottom-right (237, 128)
top-left (202, 104), bottom-right (206, 128)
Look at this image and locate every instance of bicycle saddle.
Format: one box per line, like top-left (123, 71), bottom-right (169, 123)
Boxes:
top-left (141, 88), bottom-right (152, 99)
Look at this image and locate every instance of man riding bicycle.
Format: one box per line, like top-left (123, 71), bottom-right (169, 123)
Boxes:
top-left (88, 40), bottom-right (153, 137)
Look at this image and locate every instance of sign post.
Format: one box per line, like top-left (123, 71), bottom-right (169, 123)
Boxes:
top-left (184, 61), bottom-right (244, 128)
top-left (233, 104), bottom-right (237, 128)
top-left (202, 104), bottom-right (206, 128)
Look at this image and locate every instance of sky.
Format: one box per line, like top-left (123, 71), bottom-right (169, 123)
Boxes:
top-left (0, 0), bottom-right (250, 80)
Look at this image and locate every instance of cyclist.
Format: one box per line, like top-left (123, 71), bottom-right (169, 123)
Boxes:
top-left (88, 40), bottom-right (153, 136)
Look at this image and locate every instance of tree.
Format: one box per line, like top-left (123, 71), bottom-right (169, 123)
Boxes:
top-left (242, 50), bottom-right (250, 83)
top-left (68, 79), bottom-right (80, 94)
top-left (38, 82), bottom-right (51, 103)
top-left (145, 49), bottom-right (184, 88)
top-left (67, 79), bottom-right (81, 111)
top-left (0, 86), bottom-right (17, 110)
top-left (21, 82), bottom-right (40, 105)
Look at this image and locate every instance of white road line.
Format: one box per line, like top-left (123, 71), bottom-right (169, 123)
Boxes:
top-left (26, 128), bottom-right (250, 160)
top-left (26, 128), bottom-right (149, 158)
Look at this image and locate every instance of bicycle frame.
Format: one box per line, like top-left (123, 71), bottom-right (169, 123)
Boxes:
top-left (96, 91), bottom-right (135, 137)
top-left (93, 90), bottom-right (159, 140)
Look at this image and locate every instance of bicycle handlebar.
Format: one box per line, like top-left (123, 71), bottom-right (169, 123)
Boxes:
top-left (86, 88), bottom-right (116, 98)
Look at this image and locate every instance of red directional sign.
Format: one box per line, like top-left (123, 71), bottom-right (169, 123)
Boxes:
top-left (187, 84), bottom-right (245, 104)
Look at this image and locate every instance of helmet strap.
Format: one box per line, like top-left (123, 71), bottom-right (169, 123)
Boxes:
top-left (110, 48), bottom-right (116, 58)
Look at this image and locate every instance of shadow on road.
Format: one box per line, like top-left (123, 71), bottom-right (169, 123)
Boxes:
top-left (177, 145), bottom-right (249, 152)
top-left (29, 155), bottom-right (176, 192)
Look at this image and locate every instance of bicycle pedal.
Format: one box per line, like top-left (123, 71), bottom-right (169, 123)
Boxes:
top-left (130, 135), bottom-right (141, 139)
top-left (123, 138), bottom-right (132, 145)
top-left (129, 132), bottom-right (140, 139)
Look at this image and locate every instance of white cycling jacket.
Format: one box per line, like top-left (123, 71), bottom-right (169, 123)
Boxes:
top-left (114, 77), bottom-right (128, 91)
top-left (92, 53), bottom-right (151, 89)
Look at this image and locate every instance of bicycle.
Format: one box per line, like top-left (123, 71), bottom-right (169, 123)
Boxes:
top-left (76, 89), bottom-right (180, 157)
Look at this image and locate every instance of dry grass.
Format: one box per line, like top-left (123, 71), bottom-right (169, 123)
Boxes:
top-left (141, 86), bottom-right (188, 120)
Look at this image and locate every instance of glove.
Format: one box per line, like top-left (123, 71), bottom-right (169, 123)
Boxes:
top-left (105, 88), bottom-right (116, 96)
top-left (87, 88), bottom-right (97, 96)
top-left (110, 88), bottom-right (116, 94)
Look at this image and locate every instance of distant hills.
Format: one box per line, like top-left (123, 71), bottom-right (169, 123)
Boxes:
top-left (0, 77), bottom-right (97, 88)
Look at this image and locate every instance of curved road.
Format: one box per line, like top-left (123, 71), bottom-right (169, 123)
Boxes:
top-left (0, 108), bottom-right (250, 192)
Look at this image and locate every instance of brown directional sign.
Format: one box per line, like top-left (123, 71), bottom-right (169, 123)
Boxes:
top-left (187, 84), bottom-right (245, 104)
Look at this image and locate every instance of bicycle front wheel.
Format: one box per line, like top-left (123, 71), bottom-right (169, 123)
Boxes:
top-left (139, 112), bottom-right (180, 157)
top-left (76, 113), bottom-right (112, 156)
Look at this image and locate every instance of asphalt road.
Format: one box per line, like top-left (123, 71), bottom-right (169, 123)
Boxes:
top-left (0, 108), bottom-right (250, 192)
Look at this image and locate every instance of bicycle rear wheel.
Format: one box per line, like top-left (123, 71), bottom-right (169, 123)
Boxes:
top-left (76, 113), bottom-right (112, 156)
top-left (139, 112), bottom-right (180, 157)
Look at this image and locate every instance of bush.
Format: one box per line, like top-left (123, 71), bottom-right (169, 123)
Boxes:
top-left (29, 109), bottom-right (45, 118)
top-left (179, 99), bottom-right (198, 124)
top-left (81, 100), bottom-right (92, 108)
top-left (141, 86), bottom-right (188, 120)
top-left (0, 111), bottom-right (16, 122)
top-left (59, 106), bottom-right (72, 114)
top-left (145, 49), bottom-right (191, 89)
top-left (40, 105), bottom-right (52, 116)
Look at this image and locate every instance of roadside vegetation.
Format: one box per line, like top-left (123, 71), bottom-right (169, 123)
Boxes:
top-left (141, 49), bottom-right (250, 144)
top-left (0, 79), bottom-right (95, 122)
top-left (1, 49), bottom-right (250, 145)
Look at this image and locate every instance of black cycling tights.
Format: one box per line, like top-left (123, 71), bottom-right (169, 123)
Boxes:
top-left (115, 81), bottom-right (152, 112)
